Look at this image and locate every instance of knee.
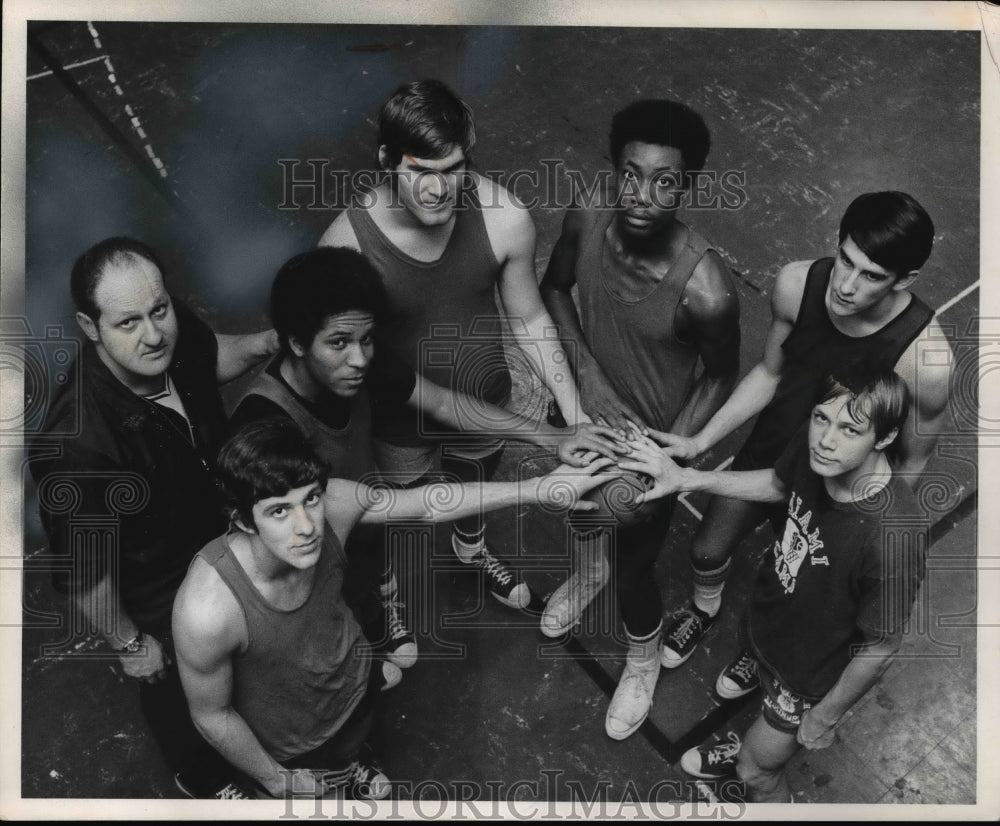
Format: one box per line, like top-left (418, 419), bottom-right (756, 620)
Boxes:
top-left (736, 751), bottom-right (780, 797)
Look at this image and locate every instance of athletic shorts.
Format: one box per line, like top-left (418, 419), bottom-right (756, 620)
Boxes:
top-left (758, 660), bottom-right (820, 734)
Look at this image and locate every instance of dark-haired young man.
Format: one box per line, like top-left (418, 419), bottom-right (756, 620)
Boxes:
top-left (29, 237), bottom-right (278, 798)
top-left (172, 418), bottom-right (617, 799)
top-left (319, 79), bottom-right (590, 609)
top-left (538, 99), bottom-right (741, 739)
top-left (651, 191), bottom-right (953, 675)
top-left (621, 374), bottom-right (926, 803)
top-left (230, 247), bottom-right (617, 672)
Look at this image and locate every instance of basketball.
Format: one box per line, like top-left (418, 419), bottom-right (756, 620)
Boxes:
top-left (588, 469), bottom-right (656, 528)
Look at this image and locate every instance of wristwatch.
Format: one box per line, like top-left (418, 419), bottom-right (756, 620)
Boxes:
top-left (116, 630), bottom-right (144, 654)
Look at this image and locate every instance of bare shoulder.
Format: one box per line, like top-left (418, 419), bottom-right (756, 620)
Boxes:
top-left (173, 555), bottom-right (243, 651)
top-left (896, 315), bottom-right (954, 391)
top-left (771, 260), bottom-right (812, 322)
top-left (318, 210), bottom-right (361, 250)
top-left (683, 249), bottom-right (740, 321)
top-left (475, 173), bottom-right (535, 260)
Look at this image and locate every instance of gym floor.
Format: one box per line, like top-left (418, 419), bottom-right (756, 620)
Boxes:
top-left (14, 13), bottom-right (982, 814)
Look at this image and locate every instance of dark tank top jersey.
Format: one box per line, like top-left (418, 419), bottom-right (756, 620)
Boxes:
top-left (234, 356), bottom-right (378, 481)
top-left (196, 531), bottom-right (370, 763)
top-left (348, 182), bottom-right (512, 446)
top-left (736, 257), bottom-right (933, 469)
top-left (576, 210), bottom-right (711, 432)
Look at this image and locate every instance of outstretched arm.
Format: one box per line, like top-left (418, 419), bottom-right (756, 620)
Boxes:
top-left (618, 434), bottom-right (786, 505)
top-left (322, 456), bottom-right (621, 544)
top-left (408, 373), bottom-right (624, 465)
top-left (492, 190), bottom-right (589, 428)
top-left (539, 207), bottom-right (647, 433)
top-left (648, 260), bottom-right (807, 459)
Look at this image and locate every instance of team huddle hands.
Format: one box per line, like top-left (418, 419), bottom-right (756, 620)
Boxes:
top-left (30, 72), bottom-right (952, 805)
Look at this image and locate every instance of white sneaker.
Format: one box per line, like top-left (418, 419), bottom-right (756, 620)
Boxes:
top-left (540, 558), bottom-right (610, 638)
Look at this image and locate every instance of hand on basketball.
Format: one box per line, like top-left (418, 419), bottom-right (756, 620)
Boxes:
top-left (537, 455), bottom-right (622, 510)
top-left (578, 369), bottom-right (648, 438)
top-left (643, 427), bottom-right (705, 460)
top-left (797, 708), bottom-right (837, 750)
top-left (617, 434), bottom-right (686, 503)
top-left (118, 632), bottom-right (170, 683)
top-left (555, 422), bottom-right (630, 466)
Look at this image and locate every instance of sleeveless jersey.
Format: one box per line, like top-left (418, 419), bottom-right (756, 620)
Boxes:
top-left (237, 356), bottom-right (378, 481)
top-left (737, 257), bottom-right (933, 469)
top-left (197, 531), bottom-right (370, 762)
top-left (348, 182), bottom-right (512, 446)
top-left (576, 211), bottom-right (711, 432)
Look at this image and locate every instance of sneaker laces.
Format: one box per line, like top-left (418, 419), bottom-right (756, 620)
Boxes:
top-left (347, 758), bottom-right (385, 796)
top-left (729, 653), bottom-right (757, 683)
top-left (477, 549), bottom-right (513, 587)
top-left (668, 610), bottom-right (702, 647)
top-left (707, 732), bottom-right (742, 765)
top-left (384, 598), bottom-right (409, 641)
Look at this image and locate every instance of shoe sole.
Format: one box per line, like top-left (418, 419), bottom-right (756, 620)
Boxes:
top-left (490, 585), bottom-right (531, 610)
top-left (714, 676), bottom-right (760, 700)
top-left (679, 753), bottom-right (732, 780)
top-left (386, 643), bottom-right (418, 669)
top-left (661, 645), bottom-right (696, 669)
top-left (605, 711), bottom-right (647, 741)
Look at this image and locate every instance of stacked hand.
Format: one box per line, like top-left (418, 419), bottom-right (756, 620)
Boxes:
top-left (616, 432), bottom-right (687, 505)
top-left (578, 369), bottom-right (649, 438)
top-left (537, 454), bottom-right (624, 510)
top-left (556, 422), bottom-right (632, 466)
top-left (642, 427), bottom-right (704, 461)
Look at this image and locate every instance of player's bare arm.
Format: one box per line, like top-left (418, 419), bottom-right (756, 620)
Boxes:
top-left (619, 433), bottom-right (786, 505)
top-left (323, 457), bottom-right (621, 542)
top-left (797, 630), bottom-right (902, 750)
top-left (667, 251), bottom-right (741, 438)
top-left (650, 259), bottom-right (809, 459)
top-left (173, 559), bottom-right (314, 798)
top-left (407, 373), bottom-right (623, 465)
top-left (539, 205), bottom-right (647, 432)
top-left (483, 178), bottom-right (589, 428)
top-left (892, 317), bottom-right (953, 484)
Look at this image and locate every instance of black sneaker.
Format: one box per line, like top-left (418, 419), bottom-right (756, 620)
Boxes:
top-left (345, 748), bottom-right (391, 800)
top-left (379, 575), bottom-right (417, 669)
top-left (174, 773), bottom-right (250, 800)
top-left (715, 650), bottom-right (760, 699)
top-left (680, 732), bottom-right (742, 780)
top-left (660, 604), bottom-right (715, 668)
top-left (475, 547), bottom-right (532, 609)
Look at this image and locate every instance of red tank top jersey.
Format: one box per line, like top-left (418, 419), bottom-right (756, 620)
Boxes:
top-left (196, 531), bottom-right (371, 762)
top-left (576, 211), bottom-right (711, 432)
top-left (736, 257), bottom-right (933, 469)
top-left (348, 182), bottom-right (512, 446)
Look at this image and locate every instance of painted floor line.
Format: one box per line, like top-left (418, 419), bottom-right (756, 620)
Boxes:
top-left (936, 280), bottom-right (979, 316)
top-left (26, 54), bottom-right (108, 81)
